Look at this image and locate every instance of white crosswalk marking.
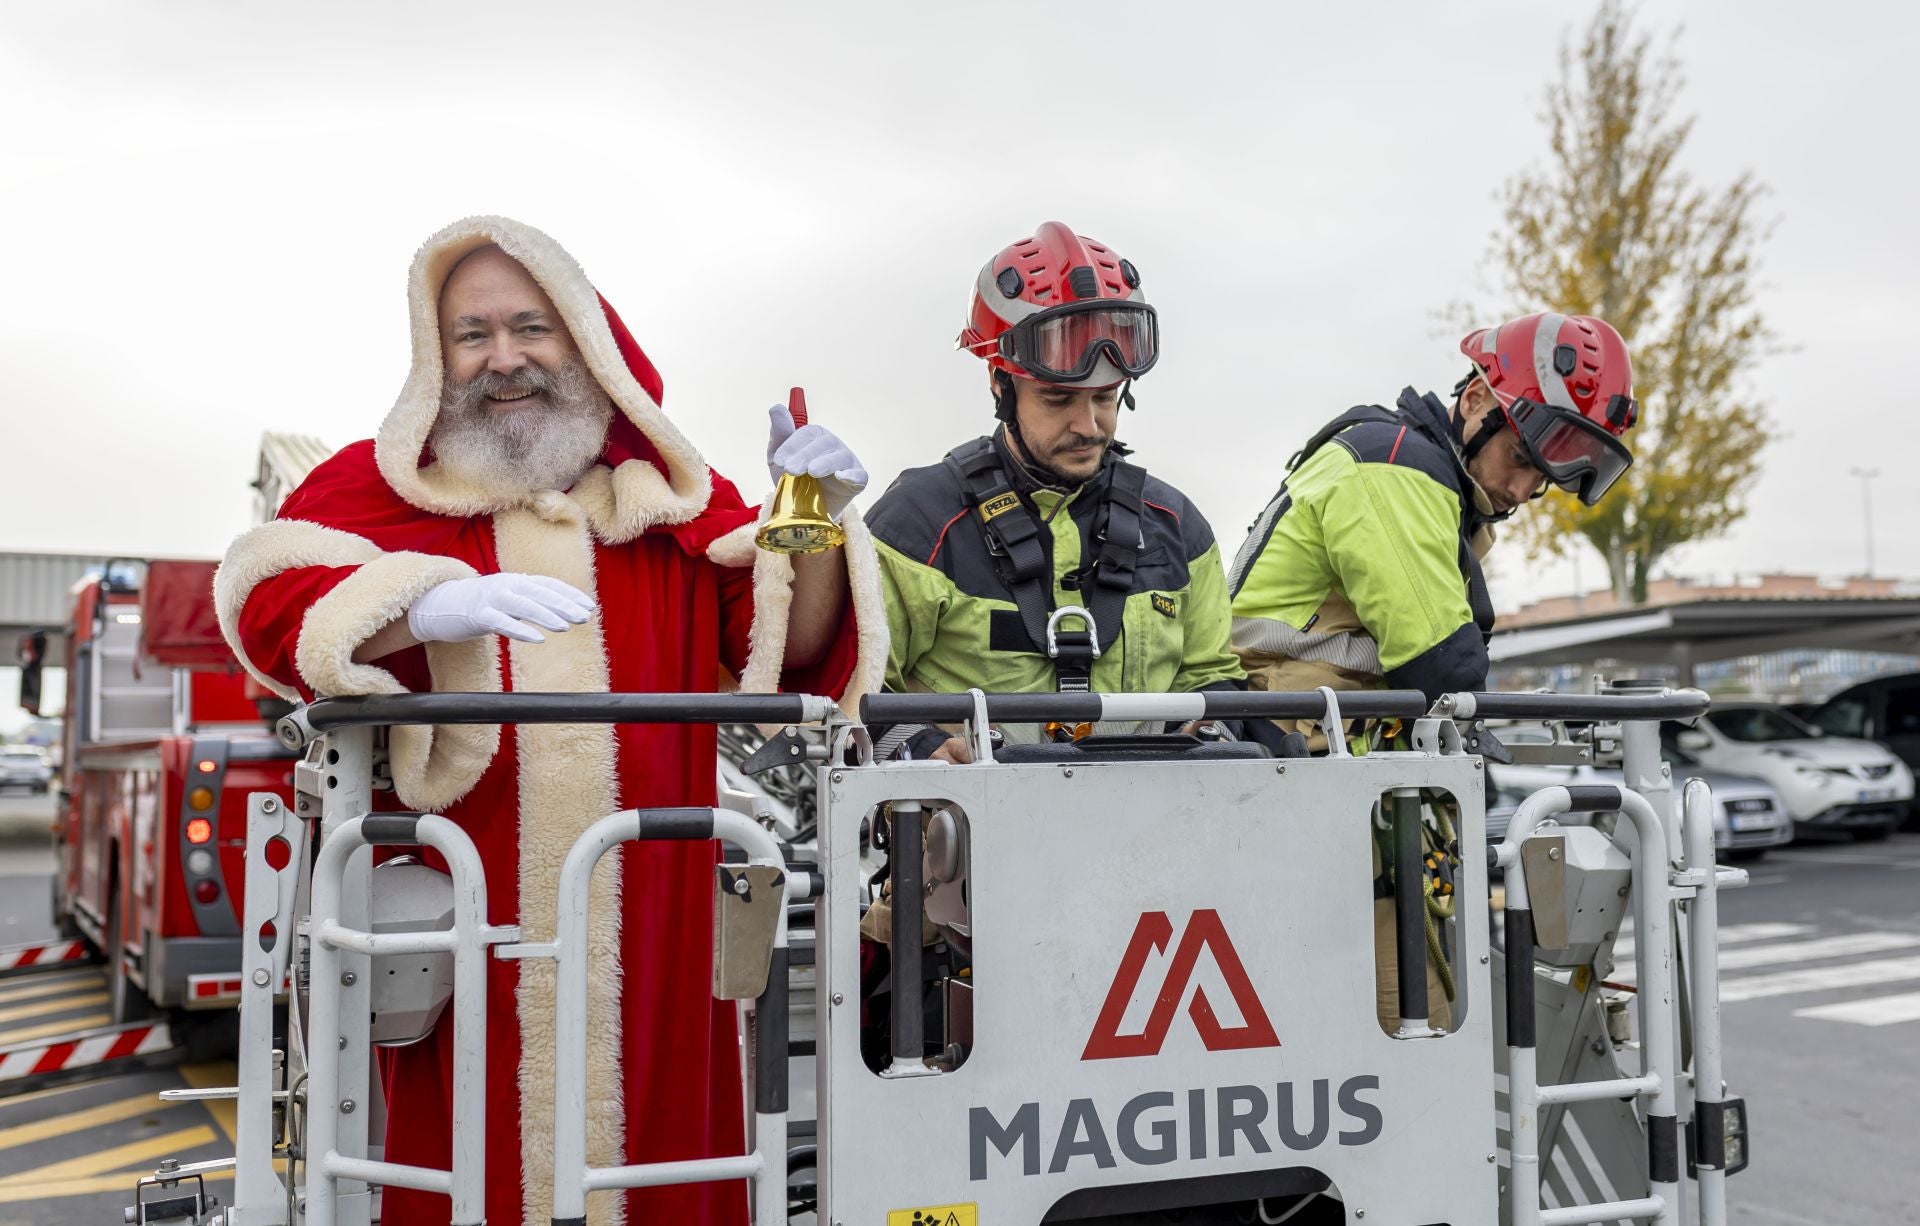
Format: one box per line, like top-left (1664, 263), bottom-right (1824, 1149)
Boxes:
top-left (1720, 954), bottom-right (1920, 1003)
top-left (1613, 920), bottom-right (1813, 964)
top-left (1793, 991), bottom-right (1920, 1027)
top-left (1717, 931), bottom-right (1920, 970)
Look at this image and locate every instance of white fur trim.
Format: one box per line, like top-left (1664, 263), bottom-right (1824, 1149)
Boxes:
top-left (732, 503), bottom-right (888, 717)
top-left (294, 552), bottom-right (503, 812)
top-left (375, 215), bottom-right (713, 536)
top-left (704, 519), bottom-right (759, 569)
top-left (215, 519), bottom-right (383, 702)
top-left (488, 499), bottom-right (626, 1226)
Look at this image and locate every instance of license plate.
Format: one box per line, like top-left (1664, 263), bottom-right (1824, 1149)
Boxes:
top-left (1730, 813), bottom-right (1775, 832)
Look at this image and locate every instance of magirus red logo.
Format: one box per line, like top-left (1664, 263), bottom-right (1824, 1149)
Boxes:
top-left (1082, 909), bottom-right (1280, 1060)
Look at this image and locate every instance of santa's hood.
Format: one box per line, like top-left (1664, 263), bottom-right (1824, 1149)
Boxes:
top-left (376, 215), bottom-right (715, 540)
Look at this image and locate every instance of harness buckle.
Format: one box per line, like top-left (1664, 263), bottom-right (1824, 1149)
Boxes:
top-left (1047, 605), bottom-right (1100, 694)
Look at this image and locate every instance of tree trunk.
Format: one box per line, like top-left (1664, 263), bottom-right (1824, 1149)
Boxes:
top-left (1607, 544), bottom-right (1633, 606)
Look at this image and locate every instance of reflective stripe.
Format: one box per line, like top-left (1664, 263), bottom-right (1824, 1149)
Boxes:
top-left (1532, 312), bottom-right (1578, 411)
top-left (1231, 615), bottom-right (1382, 674)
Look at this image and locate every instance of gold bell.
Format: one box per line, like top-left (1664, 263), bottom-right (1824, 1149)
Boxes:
top-left (756, 387), bottom-right (847, 555)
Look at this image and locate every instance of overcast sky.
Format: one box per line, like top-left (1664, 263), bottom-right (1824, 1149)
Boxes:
top-left (3, 0), bottom-right (1916, 615)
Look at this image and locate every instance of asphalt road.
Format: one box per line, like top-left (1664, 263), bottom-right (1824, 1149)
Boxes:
top-left (1715, 831), bottom-right (1920, 1224)
top-left (0, 791), bottom-right (1916, 1222)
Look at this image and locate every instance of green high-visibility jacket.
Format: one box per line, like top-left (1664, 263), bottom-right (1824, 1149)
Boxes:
top-left (1228, 389), bottom-right (1497, 705)
top-left (866, 433), bottom-right (1243, 723)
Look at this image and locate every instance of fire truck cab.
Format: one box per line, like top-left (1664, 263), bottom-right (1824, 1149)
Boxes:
top-left (40, 558), bottom-right (298, 1021)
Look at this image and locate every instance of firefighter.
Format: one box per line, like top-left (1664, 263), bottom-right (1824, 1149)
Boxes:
top-left (865, 220), bottom-right (1246, 765)
top-left (1227, 311), bottom-right (1638, 1032)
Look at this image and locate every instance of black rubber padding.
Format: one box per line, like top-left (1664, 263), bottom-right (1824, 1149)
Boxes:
top-left (1649, 1114), bottom-right (1680, 1183)
top-left (634, 808), bottom-right (716, 840)
top-left (360, 814), bottom-right (423, 846)
top-left (306, 692), bottom-right (814, 731)
top-left (553, 1219), bottom-right (586, 1226)
top-left (1506, 908), bottom-right (1536, 1048)
top-left (756, 946), bottom-right (789, 1114)
top-left (1563, 784), bottom-right (1625, 812)
top-left (1394, 794), bottom-right (1426, 1021)
top-left (1695, 1100), bottom-right (1726, 1169)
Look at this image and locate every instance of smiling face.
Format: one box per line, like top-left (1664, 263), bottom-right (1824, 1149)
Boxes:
top-left (1003, 375), bottom-right (1122, 485)
top-left (428, 245), bottom-right (614, 494)
top-left (438, 245), bottom-right (579, 400)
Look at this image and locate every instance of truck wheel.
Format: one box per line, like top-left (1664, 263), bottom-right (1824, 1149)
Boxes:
top-left (106, 889), bottom-right (153, 1025)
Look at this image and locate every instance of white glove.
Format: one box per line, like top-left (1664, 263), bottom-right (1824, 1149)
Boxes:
top-left (406, 573), bottom-right (596, 645)
top-left (767, 405), bottom-right (868, 522)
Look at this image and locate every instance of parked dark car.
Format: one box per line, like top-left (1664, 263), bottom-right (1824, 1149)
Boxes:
top-left (1803, 673), bottom-right (1920, 824)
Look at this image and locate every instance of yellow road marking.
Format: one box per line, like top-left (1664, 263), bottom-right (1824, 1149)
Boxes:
top-left (0, 1012), bottom-right (111, 1046)
top-left (0, 1163), bottom-right (233, 1204)
top-left (0, 1089), bottom-right (173, 1154)
top-left (0, 990), bottom-right (109, 1025)
top-left (0, 970), bottom-right (103, 1004)
top-left (0, 1072), bottom-right (107, 1112)
top-left (0, 1123), bottom-right (214, 1187)
top-left (179, 1063), bottom-right (240, 1146)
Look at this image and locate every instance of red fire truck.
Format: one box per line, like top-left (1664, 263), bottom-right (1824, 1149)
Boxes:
top-left (28, 558), bottom-right (297, 1024)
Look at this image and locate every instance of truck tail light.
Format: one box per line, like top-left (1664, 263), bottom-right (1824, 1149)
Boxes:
top-left (188, 786), bottom-right (215, 810)
top-left (193, 879), bottom-right (221, 905)
top-left (186, 817), bottom-right (213, 844)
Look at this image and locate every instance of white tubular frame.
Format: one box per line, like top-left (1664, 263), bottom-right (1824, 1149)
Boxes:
top-left (548, 807), bottom-right (794, 1226)
top-left (304, 812), bottom-right (502, 1226)
top-left (1493, 784), bottom-right (1684, 1226)
top-left (1684, 778), bottom-right (1730, 1223)
top-left (227, 791), bottom-right (307, 1226)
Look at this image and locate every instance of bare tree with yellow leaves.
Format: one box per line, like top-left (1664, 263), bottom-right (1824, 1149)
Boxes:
top-left (1483, 0), bottom-right (1775, 604)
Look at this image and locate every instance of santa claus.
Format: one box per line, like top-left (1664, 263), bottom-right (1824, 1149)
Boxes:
top-left (214, 215), bottom-right (885, 1226)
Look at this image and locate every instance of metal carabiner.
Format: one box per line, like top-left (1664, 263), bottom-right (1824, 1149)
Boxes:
top-left (1045, 605), bottom-right (1102, 660)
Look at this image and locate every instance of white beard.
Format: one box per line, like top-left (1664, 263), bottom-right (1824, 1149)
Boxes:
top-left (428, 358), bottom-right (615, 497)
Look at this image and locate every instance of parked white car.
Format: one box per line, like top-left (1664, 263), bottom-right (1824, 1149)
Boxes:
top-left (1485, 724), bottom-right (1794, 858)
top-left (1664, 705), bottom-right (1914, 840)
top-left (0, 747), bottom-right (53, 794)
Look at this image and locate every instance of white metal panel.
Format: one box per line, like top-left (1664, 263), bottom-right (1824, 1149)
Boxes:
top-left (819, 752), bottom-right (1499, 1224)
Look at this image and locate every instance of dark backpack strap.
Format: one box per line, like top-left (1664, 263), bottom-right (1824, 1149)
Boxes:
top-left (942, 442), bottom-right (1055, 659)
top-left (1285, 404), bottom-right (1405, 472)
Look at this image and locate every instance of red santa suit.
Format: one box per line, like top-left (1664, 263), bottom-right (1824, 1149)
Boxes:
top-left (213, 216), bottom-right (885, 1226)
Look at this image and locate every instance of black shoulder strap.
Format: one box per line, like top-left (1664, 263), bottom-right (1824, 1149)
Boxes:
top-left (943, 441), bottom-right (1055, 660)
top-left (1085, 461), bottom-right (1146, 654)
top-left (1285, 404), bottom-right (1405, 472)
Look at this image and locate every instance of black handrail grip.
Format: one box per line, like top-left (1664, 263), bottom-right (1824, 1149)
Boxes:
top-left (1563, 785), bottom-right (1626, 813)
top-left (302, 692), bottom-right (820, 731)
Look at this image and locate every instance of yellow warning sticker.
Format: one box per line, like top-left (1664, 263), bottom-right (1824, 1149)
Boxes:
top-left (887, 1203), bottom-right (978, 1226)
top-left (979, 492), bottom-right (1020, 522)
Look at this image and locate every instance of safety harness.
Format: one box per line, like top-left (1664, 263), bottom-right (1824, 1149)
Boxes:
top-left (943, 437), bottom-right (1148, 693)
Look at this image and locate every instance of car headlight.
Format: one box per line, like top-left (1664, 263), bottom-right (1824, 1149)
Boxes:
top-left (1791, 766), bottom-right (1831, 786)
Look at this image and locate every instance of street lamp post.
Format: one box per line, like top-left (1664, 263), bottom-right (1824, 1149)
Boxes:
top-left (1850, 466), bottom-right (1881, 579)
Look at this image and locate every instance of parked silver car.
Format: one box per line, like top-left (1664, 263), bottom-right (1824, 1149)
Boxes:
top-left (0, 747), bottom-right (53, 795)
top-left (1485, 724), bottom-right (1792, 860)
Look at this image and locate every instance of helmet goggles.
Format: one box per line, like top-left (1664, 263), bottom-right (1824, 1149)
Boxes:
top-left (997, 300), bottom-right (1159, 384)
top-left (1507, 395), bottom-right (1635, 506)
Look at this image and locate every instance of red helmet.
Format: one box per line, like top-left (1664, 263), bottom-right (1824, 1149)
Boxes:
top-left (1459, 312), bottom-right (1638, 506)
top-left (958, 221), bottom-right (1158, 388)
